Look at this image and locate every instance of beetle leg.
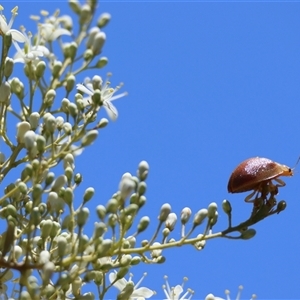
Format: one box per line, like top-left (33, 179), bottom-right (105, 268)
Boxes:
top-left (273, 177), bottom-right (286, 187)
top-left (244, 189), bottom-right (258, 202)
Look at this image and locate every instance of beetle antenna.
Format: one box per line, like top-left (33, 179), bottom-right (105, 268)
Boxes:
top-left (293, 156), bottom-right (300, 170)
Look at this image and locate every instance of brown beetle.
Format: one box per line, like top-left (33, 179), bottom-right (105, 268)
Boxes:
top-left (227, 157), bottom-right (293, 202)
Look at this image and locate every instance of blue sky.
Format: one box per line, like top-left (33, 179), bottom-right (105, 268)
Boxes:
top-left (5, 1), bottom-right (300, 299)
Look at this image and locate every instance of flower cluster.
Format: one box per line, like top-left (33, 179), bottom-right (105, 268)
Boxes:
top-left (0, 1), bottom-right (266, 300)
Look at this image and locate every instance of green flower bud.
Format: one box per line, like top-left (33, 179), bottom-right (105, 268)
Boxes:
top-left (81, 130), bottom-right (98, 146)
top-left (18, 182), bottom-right (27, 195)
top-left (193, 209), bottom-right (208, 226)
top-left (137, 161), bottom-right (149, 181)
top-left (96, 205), bottom-right (106, 220)
top-left (11, 77), bottom-right (24, 99)
top-left (42, 262), bottom-right (55, 285)
top-left (77, 207), bottom-right (90, 227)
top-left (68, 102), bottom-right (78, 118)
top-left (36, 135), bottom-right (46, 153)
top-left (61, 98), bottom-right (70, 113)
top-left (68, 0), bottom-right (81, 14)
top-left (92, 32), bottom-right (106, 55)
top-left (241, 228), bottom-right (256, 240)
top-left (96, 57), bottom-right (108, 68)
top-left (4, 57), bottom-right (14, 78)
top-left (29, 112), bottom-right (40, 130)
top-left (79, 4), bottom-right (92, 25)
top-left (35, 61), bottom-right (46, 78)
top-left (24, 130), bottom-right (36, 150)
top-left (24, 201), bottom-right (32, 215)
top-left (97, 239), bottom-right (112, 256)
top-left (30, 207), bottom-right (41, 226)
top-left (17, 121), bottom-right (31, 143)
top-left (44, 89), bottom-right (56, 107)
top-left (64, 167), bottom-right (73, 183)
top-left (106, 198), bottom-right (118, 214)
top-left (41, 220), bottom-right (53, 239)
top-left (45, 114), bottom-right (56, 133)
top-left (83, 187), bottom-right (95, 204)
top-left (64, 187), bottom-right (74, 206)
top-left (97, 13), bottom-right (111, 28)
top-left (83, 49), bottom-right (93, 61)
top-left (131, 256), bottom-right (141, 266)
top-left (57, 236), bottom-right (67, 257)
top-left (66, 74), bottom-right (76, 92)
top-left (74, 173), bottom-right (82, 185)
top-left (48, 192), bottom-right (65, 214)
top-left (116, 267), bottom-right (129, 280)
top-left (181, 207), bottom-right (191, 225)
top-left (39, 250), bottom-right (50, 264)
top-left (62, 122), bottom-right (72, 135)
top-left (51, 175), bottom-right (67, 192)
top-left (277, 200), bottom-right (287, 213)
top-left (158, 203), bottom-right (171, 222)
top-left (138, 195), bottom-right (146, 208)
top-left (165, 212), bottom-right (177, 231)
top-left (93, 222), bottom-right (106, 239)
top-left (207, 202), bottom-right (218, 219)
top-left (137, 216), bottom-right (150, 234)
top-left (52, 60), bottom-right (62, 78)
top-left (120, 254), bottom-right (132, 267)
top-left (50, 221), bottom-right (61, 238)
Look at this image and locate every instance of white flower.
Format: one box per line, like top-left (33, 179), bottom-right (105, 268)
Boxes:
top-left (205, 286), bottom-right (257, 300)
top-left (163, 276), bottom-right (193, 300)
top-left (0, 6), bottom-right (25, 43)
top-left (31, 9), bottom-right (72, 42)
top-left (109, 271), bottom-right (154, 300)
top-left (13, 27), bottom-right (49, 64)
top-left (76, 76), bottom-right (127, 121)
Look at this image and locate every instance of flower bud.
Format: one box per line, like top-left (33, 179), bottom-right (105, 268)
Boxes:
top-left (137, 216), bottom-right (150, 233)
top-left (97, 13), bottom-right (111, 28)
top-left (79, 4), bottom-right (92, 25)
top-left (66, 74), bottom-right (76, 92)
top-left (35, 61), bottom-right (46, 78)
top-left (0, 81), bottom-right (11, 105)
top-left (29, 112), bottom-right (40, 130)
top-left (181, 207), bottom-right (191, 225)
top-left (165, 212), bottom-right (177, 231)
top-left (4, 57), bottom-right (14, 78)
top-left (193, 209), bottom-right (208, 226)
top-left (92, 32), bottom-right (106, 55)
top-left (17, 121), bottom-right (31, 143)
top-left (158, 203), bottom-right (171, 222)
top-left (81, 129), bottom-right (98, 146)
top-left (51, 175), bottom-right (67, 192)
top-left (77, 207), bottom-right (90, 227)
top-left (44, 89), bottom-right (56, 107)
top-left (24, 130), bottom-right (36, 150)
top-left (83, 187), bottom-right (95, 203)
top-left (68, 102), bottom-right (78, 118)
top-left (137, 160), bottom-right (149, 181)
top-left (93, 222), bottom-right (106, 239)
top-left (222, 199), bottom-right (232, 215)
top-left (96, 205), bottom-right (106, 220)
top-left (137, 182), bottom-right (147, 195)
top-left (52, 60), bottom-right (62, 78)
top-left (96, 57), bottom-right (108, 68)
top-left (207, 202), bottom-right (218, 219)
top-left (241, 228), bottom-right (256, 240)
top-left (41, 220), bottom-right (53, 239)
